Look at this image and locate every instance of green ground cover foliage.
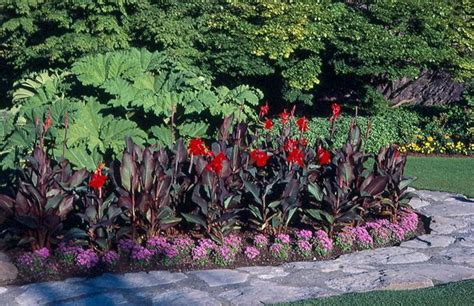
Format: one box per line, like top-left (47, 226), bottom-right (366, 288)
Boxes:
top-left (405, 156), bottom-right (474, 197)
top-left (279, 279), bottom-right (474, 306)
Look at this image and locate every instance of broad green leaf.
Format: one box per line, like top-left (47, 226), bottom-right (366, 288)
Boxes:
top-left (150, 125), bottom-right (174, 148)
top-left (177, 121), bottom-right (208, 138)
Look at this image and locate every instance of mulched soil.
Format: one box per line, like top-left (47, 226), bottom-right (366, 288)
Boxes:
top-left (7, 213), bottom-right (430, 286)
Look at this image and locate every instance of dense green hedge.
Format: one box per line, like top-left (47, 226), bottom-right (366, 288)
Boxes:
top-left (304, 109), bottom-right (419, 153)
top-left (1, 0), bottom-right (472, 108)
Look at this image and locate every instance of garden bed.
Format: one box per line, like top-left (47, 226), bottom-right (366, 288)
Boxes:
top-left (7, 212), bottom-right (429, 285)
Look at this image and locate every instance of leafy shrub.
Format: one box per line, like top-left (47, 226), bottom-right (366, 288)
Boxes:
top-left (399, 104), bottom-right (473, 155)
top-left (0, 48), bottom-right (262, 171)
top-left (300, 108), bottom-right (420, 153)
top-left (1, 1), bottom-right (471, 109)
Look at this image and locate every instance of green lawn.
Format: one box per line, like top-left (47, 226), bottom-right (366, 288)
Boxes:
top-left (279, 280), bottom-right (474, 306)
top-left (404, 156), bottom-right (474, 197)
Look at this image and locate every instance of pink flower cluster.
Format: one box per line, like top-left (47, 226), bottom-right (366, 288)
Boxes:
top-left (335, 230), bottom-right (354, 252)
top-left (223, 234), bottom-right (242, 250)
top-left (296, 240), bottom-right (312, 257)
top-left (313, 230), bottom-right (333, 255)
top-left (349, 226), bottom-right (373, 249)
top-left (275, 233), bottom-right (291, 244)
top-left (191, 238), bottom-right (216, 264)
top-left (146, 236), bottom-right (169, 255)
top-left (295, 229), bottom-right (312, 241)
top-left (76, 249), bottom-right (99, 268)
top-left (366, 219), bottom-right (392, 245)
top-left (400, 211), bottom-right (418, 234)
top-left (130, 245), bottom-right (153, 262)
top-left (173, 236), bottom-right (194, 255)
top-left (117, 239), bottom-right (136, 253)
top-left (17, 253), bottom-right (36, 267)
top-left (34, 247), bottom-right (50, 259)
top-left (215, 245), bottom-right (235, 265)
top-left (254, 234), bottom-right (268, 248)
top-left (244, 246), bottom-right (260, 259)
top-left (101, 250), bottom-right (119, 265)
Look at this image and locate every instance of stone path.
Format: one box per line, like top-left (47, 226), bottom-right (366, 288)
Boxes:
top-left (0, 189), bottom-right (473, 305)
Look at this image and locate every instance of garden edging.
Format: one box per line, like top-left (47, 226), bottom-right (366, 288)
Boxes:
top-left (0, 188), bottom-right (473, 305)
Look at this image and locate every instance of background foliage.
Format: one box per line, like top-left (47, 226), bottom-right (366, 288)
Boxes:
top-left (1, 0), bottom-right (472, 108)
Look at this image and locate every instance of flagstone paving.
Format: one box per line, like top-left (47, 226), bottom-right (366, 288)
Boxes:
top-left (0, 189), bottom-right (473, 305)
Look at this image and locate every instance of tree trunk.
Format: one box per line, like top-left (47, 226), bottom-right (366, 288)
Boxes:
top-left (377, 69), bottom-right (464, 106)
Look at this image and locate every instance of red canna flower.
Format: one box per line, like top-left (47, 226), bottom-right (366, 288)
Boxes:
top-left (296, 117), bottom-right (309, 132)
top-left (284, 138), bottom-right (298, 152)
top-left (188, 138), bottom-right (212, 156)
top-left (89, 162), bottom-right (107, 189)
top-left (263, 118), bottom-right (274, 130)
top-left (317, 147), bottom-right (331, 165)
top-left (259, 102), bottom-right (270, 118)
top-left (205, 152), bottom-right (227, 175)
top-left (44, 112), bottom-right (53, 132)
top-left (330, 103), bottom-right (341, 122)
top-left (250, 149), bottom-right (269, 167)
top-left (287, 148), bottom-right (304, 167)
top-left (279, 109), bottom-right (290, 124)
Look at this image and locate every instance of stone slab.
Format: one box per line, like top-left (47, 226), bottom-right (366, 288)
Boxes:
top-left (148, 288), bottom-right (222, 306)
top-left (15, 281), bottom-right (102, 305)
top-left (0, 261), bottom-right (18, 283)
top-left (389, 264), bottom-right (474, 283)
top-left (89, 271), bottom-right (186, 289)
top-left (409, 198), bottom-right (431, 210)
top-left (421, 201), bottom-right (474, 217)
top-left (219, 280), bottom-right (330, 305)
top-left (191, 269), bottom-right (248, 287)
top-left (429, 216), bottom-right (468, 234)
top-left (439, 248), bottom-right (474, 266)
top-left (325, 271), bottom-right (384, 292)
top-left (237, 266), bottom-right (289, 279)
top-left (337, 247), bottom-right (430, 266)
top-left (400, 235), bottom-right (455, 249)
top-left (56, 293), bottom-right (128, 306)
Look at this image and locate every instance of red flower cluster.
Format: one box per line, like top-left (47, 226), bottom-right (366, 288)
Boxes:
top-left (317, 147), bottom-right (331, 165)
top-left (188, 138), bottom-right (212, 156)
top-left (284, 138), bottom-right (298, 152)
top-left (296, 117), bottom-right (309, 132)
top-left (44, 112), bottom-right (53, 132)
top-left (263, 118), bottom-right (273, 130)
top-left (89, 163), bottom-right (107, 189)
top-left (330, 103), bottom-right (341, 122)
top-left (287, 148), bottom-right (304, 167)
top-left (250, 149), bottom-right (269, 167)
top-left (205, 152), bottom-right (227, 175)
top-left (259, 102), bottom-right (270, 118)
top-left (279, 109), bottom-right (290, 124)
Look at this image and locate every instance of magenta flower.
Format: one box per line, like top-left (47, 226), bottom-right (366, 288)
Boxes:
top-left (101, 250), bottom-right (119, 265)
top-left (131, 245), bottom-right (153, 262)
top-left (76, 249), bottom-right (99, 268)
top-left (244, 246), bottom-right (260, 260)
top-left (254, 234), bottom-right (269, 248)
top-left (275, 233), bottom-right (291, 244)
top-left (349, 226), bottom-right (373, 249)
top-left (313, 230), bottom-right (333, 256)
top-left (34, 247), bottom-right (50, 259)
top-left (295, 229), bottom-right (312, 241)
top-left (296, 240), bottom-right (312, 257)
